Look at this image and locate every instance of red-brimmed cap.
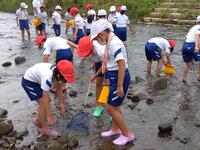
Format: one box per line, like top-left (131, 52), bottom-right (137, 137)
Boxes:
top-left (40, 3), bottom-right (46, 8)
top-left (77, 36), bottom-right (92, 57)
top-left (85, 3), bottom-right (93, 9)
top-left (168, 39), bottom-right (176, 48)
top-left (70, 7), bottom-right (78, 15)
top-left (57, 60), bottom-right (75, 83)
top-left (35, 35), bottom-right (46, 47)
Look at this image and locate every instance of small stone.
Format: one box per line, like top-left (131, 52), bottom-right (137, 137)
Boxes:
top-left (146, 98), bottom-right (154, 105)
top-left (15, 56), bottom-right (26, 65)
top-left (0, 81), bottom-right (5, 84)
top-left (88, 92), bottom-right (93, 97)
top-left (127, 102), bottom-right (138, 110)
top-left (0, 120), bottom-right (13, 136)
top-left (195, 119), bottom-right (200, 127)
top-left (135, 76), bottom-right (145, 84)
top-left (12, 100), bottom-right (20, 104)
top-left (158, 122), bottom-right (173, 134)
top-left (68, 134), bottom-right (78, 148)
top-left (34, 142), bottom-right (47, 150)
top-left (0, 108), bottom-right (8, 118)
top-left (8, 48), bottom-right (12, 51)
top-left (153, 78), bottom-right (167, 90)
top-left (47, 140), bottom-right (62, 150)
top-left (131, 95), bottom-right (140, 103)
top-left (68, 90), bottom-right (78, 97)
top-left (2, 62), bottom-right (12, 67)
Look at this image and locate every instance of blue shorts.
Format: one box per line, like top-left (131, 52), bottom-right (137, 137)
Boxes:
top-left (182, 42), bottom-right (200, 62)
top-left (73, 29), bottom-right (84, 44)
top-left (107, 69), bottom-right (131, 106)
top-left (56, 48), bottom-right (73, 64)
top-left (112, 24), bottom-right (117, 35)
top-left (116, 27), bottom-right (127, 41)
top-left (21, 77), bottom-right (43, 101)
top-left (37, 22), bottom-right (46, 31)
top-left (53, 24), bottom-right (61, 36)
top-left (145, 42), bottom-right (161, 61)
top-left (19, 20), bottom-right (29, 30)
top-left (86, 29), bottom-right (91, 36)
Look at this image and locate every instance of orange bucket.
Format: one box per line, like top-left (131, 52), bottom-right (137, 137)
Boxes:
top-left (164, 64), bottom-right (175, 75)
top-left (32, 18), bottom-right (41, 27)
top-left (98, 86), bottom-right (109, 104)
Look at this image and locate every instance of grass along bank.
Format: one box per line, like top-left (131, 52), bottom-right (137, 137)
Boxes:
top-left (0, 0), bottom-right (163, 22)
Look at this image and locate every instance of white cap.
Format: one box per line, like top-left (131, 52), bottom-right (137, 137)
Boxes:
top-left (20, 2), bottom-right (28, 9)
top-left (90, 20), bottom-right (110, 40)
top-left (109, 6), bottom-right (116, 12)
top-left (98, 9), bottom-right (107, 16)
top-left (121, 5), bottom-right (127, 11)
top-left (87, 10), bottom-right (95, 16)
top-left (197, 15), bottom-right (200, 23)
top-left (55, 5), bottom-right (62, 10)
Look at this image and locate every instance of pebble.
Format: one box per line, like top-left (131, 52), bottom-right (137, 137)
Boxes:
top-left (2, 61), bottom-right (12, 67)
top-left (158, 122), bottom-right (173, 134)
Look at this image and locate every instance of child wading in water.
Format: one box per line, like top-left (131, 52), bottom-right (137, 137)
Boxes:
top-left (16, 2), bottom-right (30, 41)
top-left (90, 19), bottom-right (134, 145)
top-left (21, 60), bottom-right (75, 136)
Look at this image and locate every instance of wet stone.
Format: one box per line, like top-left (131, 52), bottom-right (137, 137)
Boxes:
top-left (47, 140), bottom-right (62, 150)
top-left (2, 61), bottom-right (12, 67)
top-left (68, 90), bottom-right (78, 97)
top-left (146, 98), bottom-right (154, 105)
top-left (135, 76), bottom-right (145, 84)
top-left (67, 134), bottom-right (78, 148)
top-left (34, 142), bottom-right (47, 150)
top-left (0, 120), bottom-right (13, 136)
top-left (153, 78), bottom-right (167, 90)
top-left (88, 92), bottom-right (93, 97)
top-left (0, 108), bottom-right (8, 118)
top-left (15, 56), bottom-right (26, 65)
top-left (12, 99), bottom-right (20, 104)
top-left (195, 119), bottom-right (200, 127)
top-left (158, 122), bottom-right (173, 134)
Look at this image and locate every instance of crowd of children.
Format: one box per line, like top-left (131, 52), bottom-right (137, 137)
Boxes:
top-left (17, 1), bottom-right (200, 146)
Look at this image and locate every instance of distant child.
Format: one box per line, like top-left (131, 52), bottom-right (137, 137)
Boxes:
top-left (16, 2), bottom-right (30, 41)
top-left (36, 35), bottom-right (77, 114)
top-left (115, 5), bottom-right (132, 43)
top-left (69, 7), bottom-right (85, 44)
top-left (77, 36), bottom-right (106, 118)
top-left (52, 5), bottom-right (62, 36)
top-left (37, 3), bottom-right (49, 36)
top-left (21, 60), bottom-right (75, 137)
top-left (65, 7), bottom-right (73, 39)
top-left (145, 37), bottom-right (176, 76)
top-left (182, 15), bottom-right (200, 82)
top-left (90, 19), bottom-right (134, 146)
top-left (108, 6), bottom-right (120, 34)
top-left (85, 3), bottom-right (96, 21)
top-left (84, 10), bottom-right (95, 36)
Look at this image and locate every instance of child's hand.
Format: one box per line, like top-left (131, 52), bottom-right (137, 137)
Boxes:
top-left (90, 75), bottom-right (96, 82)
top-left (117, 85), bottom-right (124, 98)
top-left (73, 34), bottom-right (77, 40)
top-left (47, 116), bottom-right (56, 126)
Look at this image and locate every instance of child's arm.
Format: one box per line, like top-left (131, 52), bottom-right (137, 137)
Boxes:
top-left (43, 54), bottom-right (49, 62)
top-left (195, 32), bottom-right (200, 52)
top-left (67, 40), bottom-right (78, 49)
top-left (117, 60), bottom-right (125, 97)
top-left (73, 25), bottom-right (79, 40)
top-left (90, 66), bottom-right (102, 82)
top-left (16, 17), bottom-right (19, 26)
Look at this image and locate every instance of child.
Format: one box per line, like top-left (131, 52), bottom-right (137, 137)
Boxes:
top-left (16, 2), bottom-right (30, 41)
top-left (65, 7), bottom-right (73, 39)
top-left (84, 10), bottom-right (95, 36)
top-left (77, 36), bottom-right (106, 118)
top-left (70, 7), bottom-right (85, 44)
top-left (90, 19), bottom-right (134, 146)
top-left (108, 6), bottom-right (120, 35)
top-left (36, 35), bottom-right (77, 114)
top-left (85, 3), bottom-right (96, 21)
top-left (52, 5), bottom-right (62, 36)
top-left (115, 5), bottom-right (132, 43)
top-left (37, 3), bottom-right (49, 36)
top-left (145, 37), bottom-right (176, 76)
top-left (21, 60), bottom-right (75, 137)
top-left (182, 15), bottom-right (200, 82)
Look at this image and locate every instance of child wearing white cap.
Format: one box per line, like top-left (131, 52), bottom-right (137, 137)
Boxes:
top-left (84, 10), bottom-right (95, 36)
top-left (90, 19), bottom-right (134, 146)
top-left (52, 5), bottom-right (62, 36)
top-left (108, 6), bottom-right (120, 34)
top-left (182, 15), bottom-right (200, 82)
top-left (115, 5), bottom-right (132, 43)
top-left (16, 2), bottom-right (30, 41)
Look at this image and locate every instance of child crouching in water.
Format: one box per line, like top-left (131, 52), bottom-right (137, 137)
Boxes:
top-left (21, 60), bottom-right (75, 137)
top-left (90, 19), bottom-right (134, 145)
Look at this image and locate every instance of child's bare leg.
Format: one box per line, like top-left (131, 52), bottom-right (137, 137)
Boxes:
top-left (21, 30), bottom-right (25, 41)
top-left (37, 98), bottom-right (48, 131)
top-left (56, 82), bottom-right (65, 115)
top-left (182, 62), bottom-right (192, 82)
top-left (96, 77), bottom-right (103, 106)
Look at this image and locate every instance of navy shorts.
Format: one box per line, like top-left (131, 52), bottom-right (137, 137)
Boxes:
top-left (86, 29), bottom-right (91, 36)
top-left (116, 27), bottom-right (127, 41)
top-left (19, 20), bottom-right (29, 30)
top-left (53, 24), bottom-right (61, 36)
top-left (112, 24), bottom-right (117, 35)
top-left (95, 62), bottom-right (104, 77)
top-left (56, 48), bottom-right (73, 64)
top-left (37, 22), bottom-right (46, 31)
top-left (145, 42), bottom-right (161, 61)
top-left (21, 77), bottom-right (43, 101)
top-left (73, 29), bottom-right (84, 44)
top-left (107, 69), bottom-right (131, 106)
top-left (182, 42), bottom-right (200, 62)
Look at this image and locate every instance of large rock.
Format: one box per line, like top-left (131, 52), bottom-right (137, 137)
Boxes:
top-left (47, 140), bottom-right (62, 150)
top-left (14, 56), bottom-right (26, 65)
top-left (2, 61), bottom-right (12, 67)
top-left (153, 78), bottom-right (167, 90)
top-left (0, 108), bottom-right (8, 118)
top-left (127, 92), bottom-right (146, 103)
top-left (0, 120), bottom-right (13, 136)
top-left (158, 122), bottom-right (173, 134)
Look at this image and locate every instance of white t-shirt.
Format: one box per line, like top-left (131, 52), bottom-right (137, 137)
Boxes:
top-left (108, 12), bottom-right (120, 25)
top-left (92, 40), bottom-right (105, 62)
top-left (84, 19), bottom-right (94, 29)
top-left (107, 36), bottom-right (128, 71)
top-left (32, 0), bottom-right (43, 16)
top-left (24, 63), bottom-right (53, 91)
top-left (88, 9), bottom-right (96, 20)
top-left (186, 25), bottom-right (200, 43)
top-left (43, 37), bottom-right (70, 55)
top-left (116, 14), bottom-right (130, 28)
top-left (37, 11), bottom-right (48, 23)
top-left (16, 9), bottom-right (28, 20)
top-left (52, 11), bottom-right (61, 25)
top-left (74, 14), bottom-right (84, 29)
top-left (148, 37), bottom-right (171, 54)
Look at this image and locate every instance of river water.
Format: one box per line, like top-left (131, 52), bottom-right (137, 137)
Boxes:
top-left (0, 12), bottom-right (200, 150)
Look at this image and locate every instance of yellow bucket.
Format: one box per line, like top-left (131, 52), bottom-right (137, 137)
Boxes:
top-left (32, 18), bottom-right (41, 27)
top-left (67, 19), bottom-right (74, 27)
top-left (98, 86), bottom-right (109, 104)
top-left (164, 65), bottom-right (175, 75)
